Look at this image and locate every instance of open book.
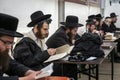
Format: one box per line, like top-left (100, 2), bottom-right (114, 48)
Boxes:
top-left (44, 44), bottom-right (74, 63)
top-left (35, 63), bottom-right (53, 79)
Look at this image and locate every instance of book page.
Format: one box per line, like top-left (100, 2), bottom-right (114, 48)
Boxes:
top-left (55, 44), bottom-right (70, 54)
top-left (35, 63), bottom-right (53, 79)
top-left (44, 52), bottom-right (67, 63)
top-left (44, 45), bottom-right (74, 63)
top-left (56, 44), bottom-right (74, 54)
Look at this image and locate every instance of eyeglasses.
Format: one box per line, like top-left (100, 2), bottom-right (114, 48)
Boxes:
top-left (0, 38), bottom-right (15, 46)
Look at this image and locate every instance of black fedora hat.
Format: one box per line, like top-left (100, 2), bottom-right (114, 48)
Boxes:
top-left (27, 11), bottom-right (51, 27)
top-left (60, 15), bottom-right (83, 28)
top-left (88, 15), bottom-right (96, 20)
top-left (95, 14), bottom-right (103, 19)
top-left (110, 12), bottom-right (118, 17)
top-left (86, 19), bottom-right (95, 25)
top-left (0, 13), bottom-right (23, 37)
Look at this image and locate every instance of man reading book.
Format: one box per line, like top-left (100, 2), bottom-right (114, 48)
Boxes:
top-left (0, 13), bottom-right (41, 80)
top-left (13, 11), bottom-right (56, 70)
top-left (46, 15), bottom-right (83, 80)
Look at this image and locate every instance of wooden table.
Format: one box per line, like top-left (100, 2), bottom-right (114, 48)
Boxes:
top-left (54, 42), bottom-right (117, 80)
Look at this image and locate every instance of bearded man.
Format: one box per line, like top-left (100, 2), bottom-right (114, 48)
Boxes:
top-left (46, 15), bottom-right (83, 80)
top-left (13, 11), bottom-right (56, 70)
top-left (0, 13), bottom-right (41, 80)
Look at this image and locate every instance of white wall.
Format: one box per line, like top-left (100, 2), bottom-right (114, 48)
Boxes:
top-left (65, 2), bottom-right (101, 35)
top-left (0, 0), bottom-right (101, 37)
top-left (104, 0), bottom-right (120, 28)
top-left (0, 0), bottom-right (58, 37)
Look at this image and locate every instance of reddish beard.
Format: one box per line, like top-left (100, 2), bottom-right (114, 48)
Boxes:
top-left (35, 29), bottom-right (48, 39)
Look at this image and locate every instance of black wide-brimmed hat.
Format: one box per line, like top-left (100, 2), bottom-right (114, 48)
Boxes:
top-left (110, 12), bottom-right (118, 17)
top-left (0, 13), bottom-right (23, 37)
top-left (60, 15), bottom-right (83, 28)
top-left (95, 14), bottom-right (103, 19)
top-left (27, 11), bottom-right (51, 27)
top-left (88, 15), bottom-right (96, 20)
top-left (86, 19), bottom-right (95, 25)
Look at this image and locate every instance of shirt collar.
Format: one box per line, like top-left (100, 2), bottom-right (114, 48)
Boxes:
top-left (24, 30), bottom-right (37, 41)
top-left (25, 30), bottom-right (45, 41)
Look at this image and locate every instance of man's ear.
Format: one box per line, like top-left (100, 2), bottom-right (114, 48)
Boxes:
top-left (33, 25), bottom-right (38, 33)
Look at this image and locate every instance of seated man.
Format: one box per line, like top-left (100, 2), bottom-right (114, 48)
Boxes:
top-left (0, 13), bottom-right (40, 80)
top-left (110, 12), bottom-right (120, 31)
top-left (101, 17), bottom-right (112, 33)
top-left (86, 19), bottom-right (104, 37)
top-left (13, 11), bottom-right (56, 70)
top-left (46, 15), bottom-right (83, 80)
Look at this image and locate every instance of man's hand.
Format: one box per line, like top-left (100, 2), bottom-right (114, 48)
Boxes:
top-left (47, 48), bottom-right (56, 56)
top-left (19, 71), bottom-right (41, 80)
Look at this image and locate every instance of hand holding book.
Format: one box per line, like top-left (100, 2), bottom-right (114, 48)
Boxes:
top-left (35, 63), bottom-right (53, 79)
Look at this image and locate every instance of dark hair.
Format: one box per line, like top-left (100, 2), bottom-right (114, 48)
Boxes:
top-left (36, 19), bottom-right (50, 29)
top-left (105, 17), bottom-right (111, 20)
top-left (65, 26), bottom-right (77, 31)
top-left (37, 18), bottom-right (52, 26)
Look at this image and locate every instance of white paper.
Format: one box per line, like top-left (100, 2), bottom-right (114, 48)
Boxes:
top-left (86, 57), bottom-right (97, 61)
top-left (35, 63), bottom-right (53, 79)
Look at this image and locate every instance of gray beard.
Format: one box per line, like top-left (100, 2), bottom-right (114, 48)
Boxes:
top-left (0, 50), bottom-right (10, 72)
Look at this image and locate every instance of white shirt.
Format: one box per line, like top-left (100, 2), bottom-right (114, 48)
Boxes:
top-left (24, 30), bottom-right (47, 51)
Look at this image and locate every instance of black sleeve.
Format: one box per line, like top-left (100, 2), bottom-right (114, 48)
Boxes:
top-left (0, 76), bottom-right (18, 80)
top-left (6, 59), bottom-right (30, 77)
top-left (14, 38), bottom-right (50, 67)
top-left (46, 33), bottom-right (70, 48)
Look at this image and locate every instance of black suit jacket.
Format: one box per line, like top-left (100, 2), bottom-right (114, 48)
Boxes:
top-left (46, 26), bottom-right (73, 48)
top-left (101, 22), bottom-right (114, 33)
top-left (0, 59), bottom-right (29, 80)
top-left (14, 37), bottom-right (50, 70)
top-left (46, 26), bottom-right (77, 80)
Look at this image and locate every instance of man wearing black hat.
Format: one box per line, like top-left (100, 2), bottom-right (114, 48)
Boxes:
top-left (110, 12), bottom-right (120, 63)
top-left (86, 19), bottom-right (97, 33)
top-left (0, 13), bottom-right (41, 80)
top-left (95, 14), bottom-right (103, 31)
top-left (86, 19), bottom-right (104, 37)
top-left (101, 17), bottom-right (113, 33)
top-left (110, 12), bottom-right (120, 32)
top-left (13, 11), bottom-right (56, 70)
top-left (88, 14), bottom-right (96, 22)
top-left (46, 15), bottom-right (83, 80)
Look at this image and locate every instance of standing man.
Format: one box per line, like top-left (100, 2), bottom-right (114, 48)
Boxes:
top-left (46, 15), bottom-right (83, 80)
top-left (13, 11), bottom-right (56, 70)
top-left (0, 13), bottom-right (40, 80)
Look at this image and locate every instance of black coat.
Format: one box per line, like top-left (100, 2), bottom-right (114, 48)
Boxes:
top-left (13, 37), bottom-right (50, 70)
top-left (0, 59), bottom-right (29, 80)
top-left (46, 26), bottom-right (73, 48)
top-left (46, 26), bottom-right (77, 80)
top-left (101, 22), bottom-right (114, 33)
top-left (73, 33), bottom-right (104, 57)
